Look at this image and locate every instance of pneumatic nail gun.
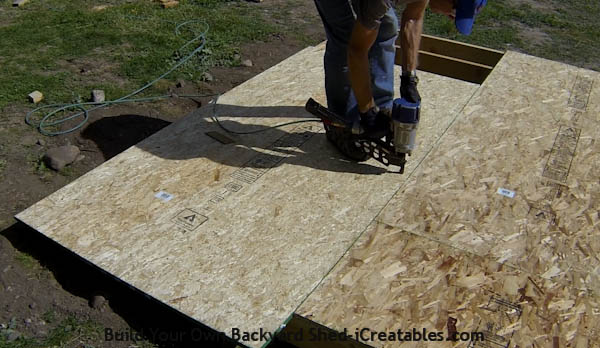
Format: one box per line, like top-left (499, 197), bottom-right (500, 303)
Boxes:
top-left (305, 97), bottom-right (420, 174)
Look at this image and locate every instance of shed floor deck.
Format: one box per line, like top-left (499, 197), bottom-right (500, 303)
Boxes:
top-left (16, 43), bottom-right (481, 348)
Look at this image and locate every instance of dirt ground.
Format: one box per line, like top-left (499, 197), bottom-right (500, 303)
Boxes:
top-left (0, 0), bottom-right (324, 347)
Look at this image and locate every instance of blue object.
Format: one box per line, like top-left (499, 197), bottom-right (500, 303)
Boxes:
top-left (392, 98), bottom-right (420, 124)
top-left (455, 0), bottom-right (487, 35)
top-left (313, 0), bottom-right (398, 122)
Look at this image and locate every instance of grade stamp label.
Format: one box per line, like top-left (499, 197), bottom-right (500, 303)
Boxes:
top-left (173, 209), bottom-right (208, 232)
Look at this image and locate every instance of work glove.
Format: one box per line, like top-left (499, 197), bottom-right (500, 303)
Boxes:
top-left (359, 106), bottom-right (390, 138)
top-left (400, 72), bottom-right (421, 103)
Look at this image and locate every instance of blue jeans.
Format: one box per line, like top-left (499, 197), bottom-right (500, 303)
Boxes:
top-left (314, 0), bottom-right (398, 122)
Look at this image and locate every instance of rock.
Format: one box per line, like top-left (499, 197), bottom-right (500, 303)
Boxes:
top-left (92, 4), bottom-right (109, 11)
top-left (20, 135), bottom-right (38, 146)
top-left (176, 79), bottom-right (185, 88)
top-left (13, 0), bottom-right (29, 7)
top-left (201, 72), bottom-right (214, 82)
top-left (28, 303), bottom-right (36, 309)
top-left (91, 90), bottom-right (105, 103)
top-left (0, 323), bottom-right (6, 329)
top-left (241, 59), bottom-right (253, 67)
top-left (89, 295), bottom-right (106, 309)
top-left (28, 91), bottom-right (43, 104)
top-left (43, 145), bottom-right (80, 171)
top-left (36, 139), bottom-right (46, 146)
top-left (24, 318), bottom-right (32, 325)
top-left (75, 154), bottom-right (85, 162)
top-left (161, 0), bottom-right (179, 8)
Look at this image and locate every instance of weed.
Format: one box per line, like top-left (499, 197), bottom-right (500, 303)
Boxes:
top-left (0, 315), bottom-right (103, 348)
top-left (14, 251), bottom-right (39, 271)
top-left (35, 160), bottom-right (50, 174)
top-left (42, 310), bottom-right (56, 324)
top-left (59, 165), bottom-right (76, 177)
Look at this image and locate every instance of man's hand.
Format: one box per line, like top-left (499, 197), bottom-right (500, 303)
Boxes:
top-left (401, 72), bottom-right (421, 103)
top-left (347, 20), bottom-right (379, 114)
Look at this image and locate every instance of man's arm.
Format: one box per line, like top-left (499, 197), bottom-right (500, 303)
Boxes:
top-left (347, 21), bottom-right (379, 114)
top-left (400, 0), bottom-right (429, 72)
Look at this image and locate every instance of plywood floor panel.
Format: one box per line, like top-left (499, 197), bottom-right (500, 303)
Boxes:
top-left (379, 51), bottom-right (600, 279)
top-left (16, 43), bottom-right (479, 347)
top-left (297, 223), bottom-right (600, 348)
top-left (296, 51), bottom-right (600, 348)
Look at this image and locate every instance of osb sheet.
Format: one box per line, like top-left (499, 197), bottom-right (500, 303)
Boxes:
top-left (298, 224), bottom-right (600, 348)
top-left (16, 43), bottom-right (478, 347)
top-left (297, 51), bottom-right (600, 347)
top-left (380, 51), bottom-right (600, 282)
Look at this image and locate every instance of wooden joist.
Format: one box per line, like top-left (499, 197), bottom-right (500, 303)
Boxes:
top-left (419, 34), bottom-right (504, 67)
top-left (395, 34), bottom-right (505, 84)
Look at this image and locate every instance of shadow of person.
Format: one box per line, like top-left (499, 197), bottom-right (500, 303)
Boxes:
top-left (82, 103), bottom-right (390, 175)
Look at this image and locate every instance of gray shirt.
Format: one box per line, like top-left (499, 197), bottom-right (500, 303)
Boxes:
top-left (354, 0), bottom-right (422, 30)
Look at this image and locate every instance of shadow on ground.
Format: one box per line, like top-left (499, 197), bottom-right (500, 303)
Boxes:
top-left (0, 222), bottom-right (297, 348)
top-left (80, 104), bottom-right (390, 176)
top-left (81, 114), bottom-right (172, 160)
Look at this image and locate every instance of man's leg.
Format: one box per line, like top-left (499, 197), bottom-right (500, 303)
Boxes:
top-left (369, 7), bottom-right (399, 110)
top-left (313, 0), bottom-right (368, 161)
top-left (313, 0), bottom-right (357, 121)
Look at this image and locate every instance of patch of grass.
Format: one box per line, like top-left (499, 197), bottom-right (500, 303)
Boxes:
top-left (0, 0), bottom-right (280, 109)
top-left (59, 165), bottom-right (76, 177)
top-left (14, 251), bottom-right (39, 271)
top-left (34, 157), bottom-right (48, 173)
top-left (45, 316), bottom-right (102, 346)
top-left (42, 310), bottom-right (56, 324)
top-left (421, 0), bottom-right (600, 70)
top-left (0, 315), bottom-right (103, 348)
top-left (0, 159), bottom-right (6, 176)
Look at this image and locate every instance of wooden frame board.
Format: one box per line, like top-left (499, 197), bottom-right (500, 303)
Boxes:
top-left (395, 34), bottom-right (505, 84)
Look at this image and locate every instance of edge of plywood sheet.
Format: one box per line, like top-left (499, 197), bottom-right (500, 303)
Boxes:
top-left (294, 51), bottom-right (600, 348)
top-left (15, 43), bottom-right (480, 348)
